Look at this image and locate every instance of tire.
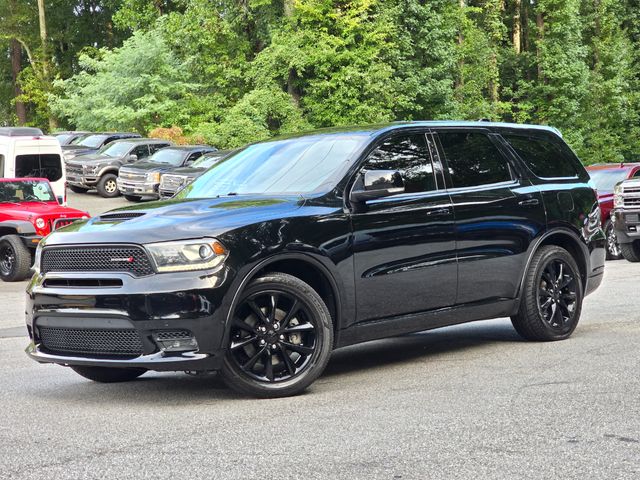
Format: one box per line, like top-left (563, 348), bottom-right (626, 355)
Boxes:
top-left (221, 272), bottom-right (333, 398)
top-left (511, 245), bottom-right (583, 341)
top-left (620, 240), bottom-right (640, 262)
top-left (68, 185), bottom-right (89, 194)
top-left (0, 235), bottom-right (33, 282)
top-left (604, 220), bottom-right (623, 260)
top-left (70, 366), bottom-right (146, 383)
top-left (96, 173), bottom-right (120, 198)
top-left (124, 194), bottom-right (141, 202)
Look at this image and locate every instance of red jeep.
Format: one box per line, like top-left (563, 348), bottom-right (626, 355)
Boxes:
top-left (587, 163), bottom-right (640, 259)
top-left (0, 178), bottom-right (89, 281)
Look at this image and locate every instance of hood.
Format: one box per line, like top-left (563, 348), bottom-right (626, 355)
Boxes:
top-left (120, 161), bottom-right (175, 173)
top-left (166, 166), bottom-right (207, 177)
top-left (67, 153), bottom-right (113, 165)
top-left (43, 195), bottom-right (306, 246)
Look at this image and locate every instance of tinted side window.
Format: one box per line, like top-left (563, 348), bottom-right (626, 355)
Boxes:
top-left (132, 145), bottom-right (150, 158)
top-left (364, 134), bottom-right (436, 193)
top-left (149, 143), bottom-right (170, 154)
top-left (503, 134), bottom-right (578, 178)
top-left (438, 132), bottom-right (512, 188)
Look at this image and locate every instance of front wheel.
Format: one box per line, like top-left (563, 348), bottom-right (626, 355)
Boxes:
top-left (0, 235), bottom-right (33, 282)
top-left (96, 173), bottom-right (120, 198)
top-left (620, 240), bottom-right (640, 262)
top-left (511, 245), bottom-right (583, 341)
top-left (70, 366), bottom-right (146, 383)
top-left (604, 220), bottom-right (623, 260)
top-left (221, 273), bottom-right (333, 398)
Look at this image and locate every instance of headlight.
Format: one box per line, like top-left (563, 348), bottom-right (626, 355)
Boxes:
top-left (35, 218), bottom-right (46, 229)
top-left (145, 238), bottom-right (227, 272)
top-left (614, 183), bottom-right (624, 208)
top-left (146, 172), bottom-right (161, 183)
top-left (83, 164), bottom-right (99, 175)
top-left (33, 242), bottom-right (43, 274)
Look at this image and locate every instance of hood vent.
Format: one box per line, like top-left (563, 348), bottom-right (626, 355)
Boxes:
top-left (98, 212), bottom-right (146, 222)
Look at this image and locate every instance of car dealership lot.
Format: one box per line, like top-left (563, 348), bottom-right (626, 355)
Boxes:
top-left (0, 192), bottom-right (638, 479)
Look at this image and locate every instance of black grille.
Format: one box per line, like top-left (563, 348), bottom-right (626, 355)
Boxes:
top-left (41, 246), bottom-right (154, 276)
top-left (98, 212), bottom-right (146, 221)
top-left (154, 330), bottom-right (192, 340)
top-left (38, 327), bottom-right (143, 357)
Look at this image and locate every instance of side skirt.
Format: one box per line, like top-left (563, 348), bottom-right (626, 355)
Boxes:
top-left (336, 298), bottom-right (518, 348)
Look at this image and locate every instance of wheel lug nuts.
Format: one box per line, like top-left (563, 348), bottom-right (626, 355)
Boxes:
top-left (259, 339), bottom-right (266, 346)
top-left (279, 334), bottom-right (285, 341)
top-left (271, 344), bottom-right (277, 350)
top-left (273, 322), bottom-right (280, 330)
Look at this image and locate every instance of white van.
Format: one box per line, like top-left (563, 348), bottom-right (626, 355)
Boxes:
top-left (0, 127), bottom-right (67, 204)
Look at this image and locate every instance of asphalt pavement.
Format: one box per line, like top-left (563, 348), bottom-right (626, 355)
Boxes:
top-left (0, 192), bottom-right (638, 479)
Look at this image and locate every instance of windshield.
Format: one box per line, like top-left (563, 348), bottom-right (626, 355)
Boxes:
top-left (98, 142), bottom-right (133, 157)
top-left (0, 180), bottom-right (56, 203)
top-left (192, 152), bottom-right (229, 168)
top-left (74, 134), bottom-right (108, 148)
top-left (55, 134), bottom-right (75, 145)
top-left (178, 134), bottom-right (366, 198)
top-left (148, 149), bottom-right (187, 166)
top-left (589, 169), bottom-right (632, 192)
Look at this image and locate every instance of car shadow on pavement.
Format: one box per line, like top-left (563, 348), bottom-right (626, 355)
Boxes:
top-left (324, 318), bottom-right (522, 377)
top-left (27, 319), bottom-right (522, 403)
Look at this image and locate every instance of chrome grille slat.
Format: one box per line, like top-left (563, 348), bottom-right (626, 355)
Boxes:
top-left (41, 246), bottom-right (154, 276)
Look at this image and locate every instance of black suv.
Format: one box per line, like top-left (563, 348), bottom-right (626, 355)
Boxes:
top-left (26, 122), bottom-right (605, 397)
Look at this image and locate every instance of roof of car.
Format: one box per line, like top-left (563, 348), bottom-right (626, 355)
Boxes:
top-left (265, 121), bottom-right (564, 142)
top-left (0, 127), bottom-right (45, 137)
top-left (109, 138), bottom-right (173, 144)
top-left (0, 177), bottom-right (49, 183)
top-left (160, 145), bottom-right (215, 151)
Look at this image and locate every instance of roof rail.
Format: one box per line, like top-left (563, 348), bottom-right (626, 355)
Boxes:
top-left (0, 127), bottom-right (44, 137)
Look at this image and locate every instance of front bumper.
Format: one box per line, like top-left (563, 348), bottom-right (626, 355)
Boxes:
top-left (612, 208), bottom-right (640, 243)
top-left (25, 268), bottom-right (233, 372)
top-left (67, 173), bottom-right (98, 188)
top-left (117, 178), bottom-right (159, 198)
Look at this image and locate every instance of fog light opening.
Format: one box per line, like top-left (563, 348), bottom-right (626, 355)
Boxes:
top-left (152, 332), bottom-right (198, 353)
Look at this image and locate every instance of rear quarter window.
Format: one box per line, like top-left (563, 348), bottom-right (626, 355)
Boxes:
top-left (503, 133), bottom-right (580, 179)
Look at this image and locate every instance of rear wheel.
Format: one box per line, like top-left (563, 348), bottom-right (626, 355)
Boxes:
top-left (604, 220), bottom-right (623, 260)
top-left (511, 245), bottom-right (583, 341)
top-left (96, 173), bottom-right (120, 198)
top-left (221, 273), bottom-right (333, 398)
top-left (68, 185), bottom-right (89, 194)
top-left (70, 366), bottom-right (146, 383)
top-left (124, 194), bottom-right (141, 202)
top-left (0, 235), bottom-right (32, 282)
top-left (620, 240), bottom-right (640, 262)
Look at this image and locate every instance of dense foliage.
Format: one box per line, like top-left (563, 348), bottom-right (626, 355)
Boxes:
top-left (2, 0), bottom-right (640, 163)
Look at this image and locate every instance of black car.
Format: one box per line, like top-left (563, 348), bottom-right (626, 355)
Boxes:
top-left (26, 122), bottom-right (605, 398)
top-left (159, 150), bottom-right (235, 199)
top-left (62, 132), bottom-right (142, 160)
top-left (53, 131), bottom-right (91, 146)
top-left (66, 139), bottom-right (173, 198)
top-left (117, 146), bottom-right (217, 201)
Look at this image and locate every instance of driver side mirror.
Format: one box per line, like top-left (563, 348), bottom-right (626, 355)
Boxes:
top-left (127, 154), bottom-right (138, 163)
top-left (350, 170), bottom-right (405, 203)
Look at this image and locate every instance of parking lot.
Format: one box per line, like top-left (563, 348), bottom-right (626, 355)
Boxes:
top-left (0, 192), bottom-right (638, 479)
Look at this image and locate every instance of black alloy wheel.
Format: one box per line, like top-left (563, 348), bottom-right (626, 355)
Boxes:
top-left (0, 242), bottom-right (15, 277)
top-left (221, 273), bottom-right (333, 398)
top-left (537, 259), bottom-right (578, 334)
top-left (605, 221), bottom-right (622, 260)
top-left (511, 245), bottom-right (583, 341)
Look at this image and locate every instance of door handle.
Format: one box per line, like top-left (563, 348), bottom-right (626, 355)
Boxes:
top-left (518, 198), bottom-right (540, 206)
top-left (426, 207), bottom-right (451, 216)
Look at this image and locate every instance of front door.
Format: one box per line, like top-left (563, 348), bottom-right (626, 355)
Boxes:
top-left (350, 131), bottom-right (457, 323)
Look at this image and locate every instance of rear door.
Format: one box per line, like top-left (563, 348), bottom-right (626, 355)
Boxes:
top-left (433, 129), bottom-right (546, 304)
top-left (350, 131), bottom-right (457, 322)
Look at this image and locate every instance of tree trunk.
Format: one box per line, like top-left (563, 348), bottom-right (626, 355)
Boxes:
top-left (457, 0), bottom-right (466, 90)
top-left (37, 0), bottom-right (57, 130)
top-left (513, 0), bottom-right (522, 54)
top-left (536, 12), bottom-right (545, 82)
top-left (10, 39), bottom-right (27, 125)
